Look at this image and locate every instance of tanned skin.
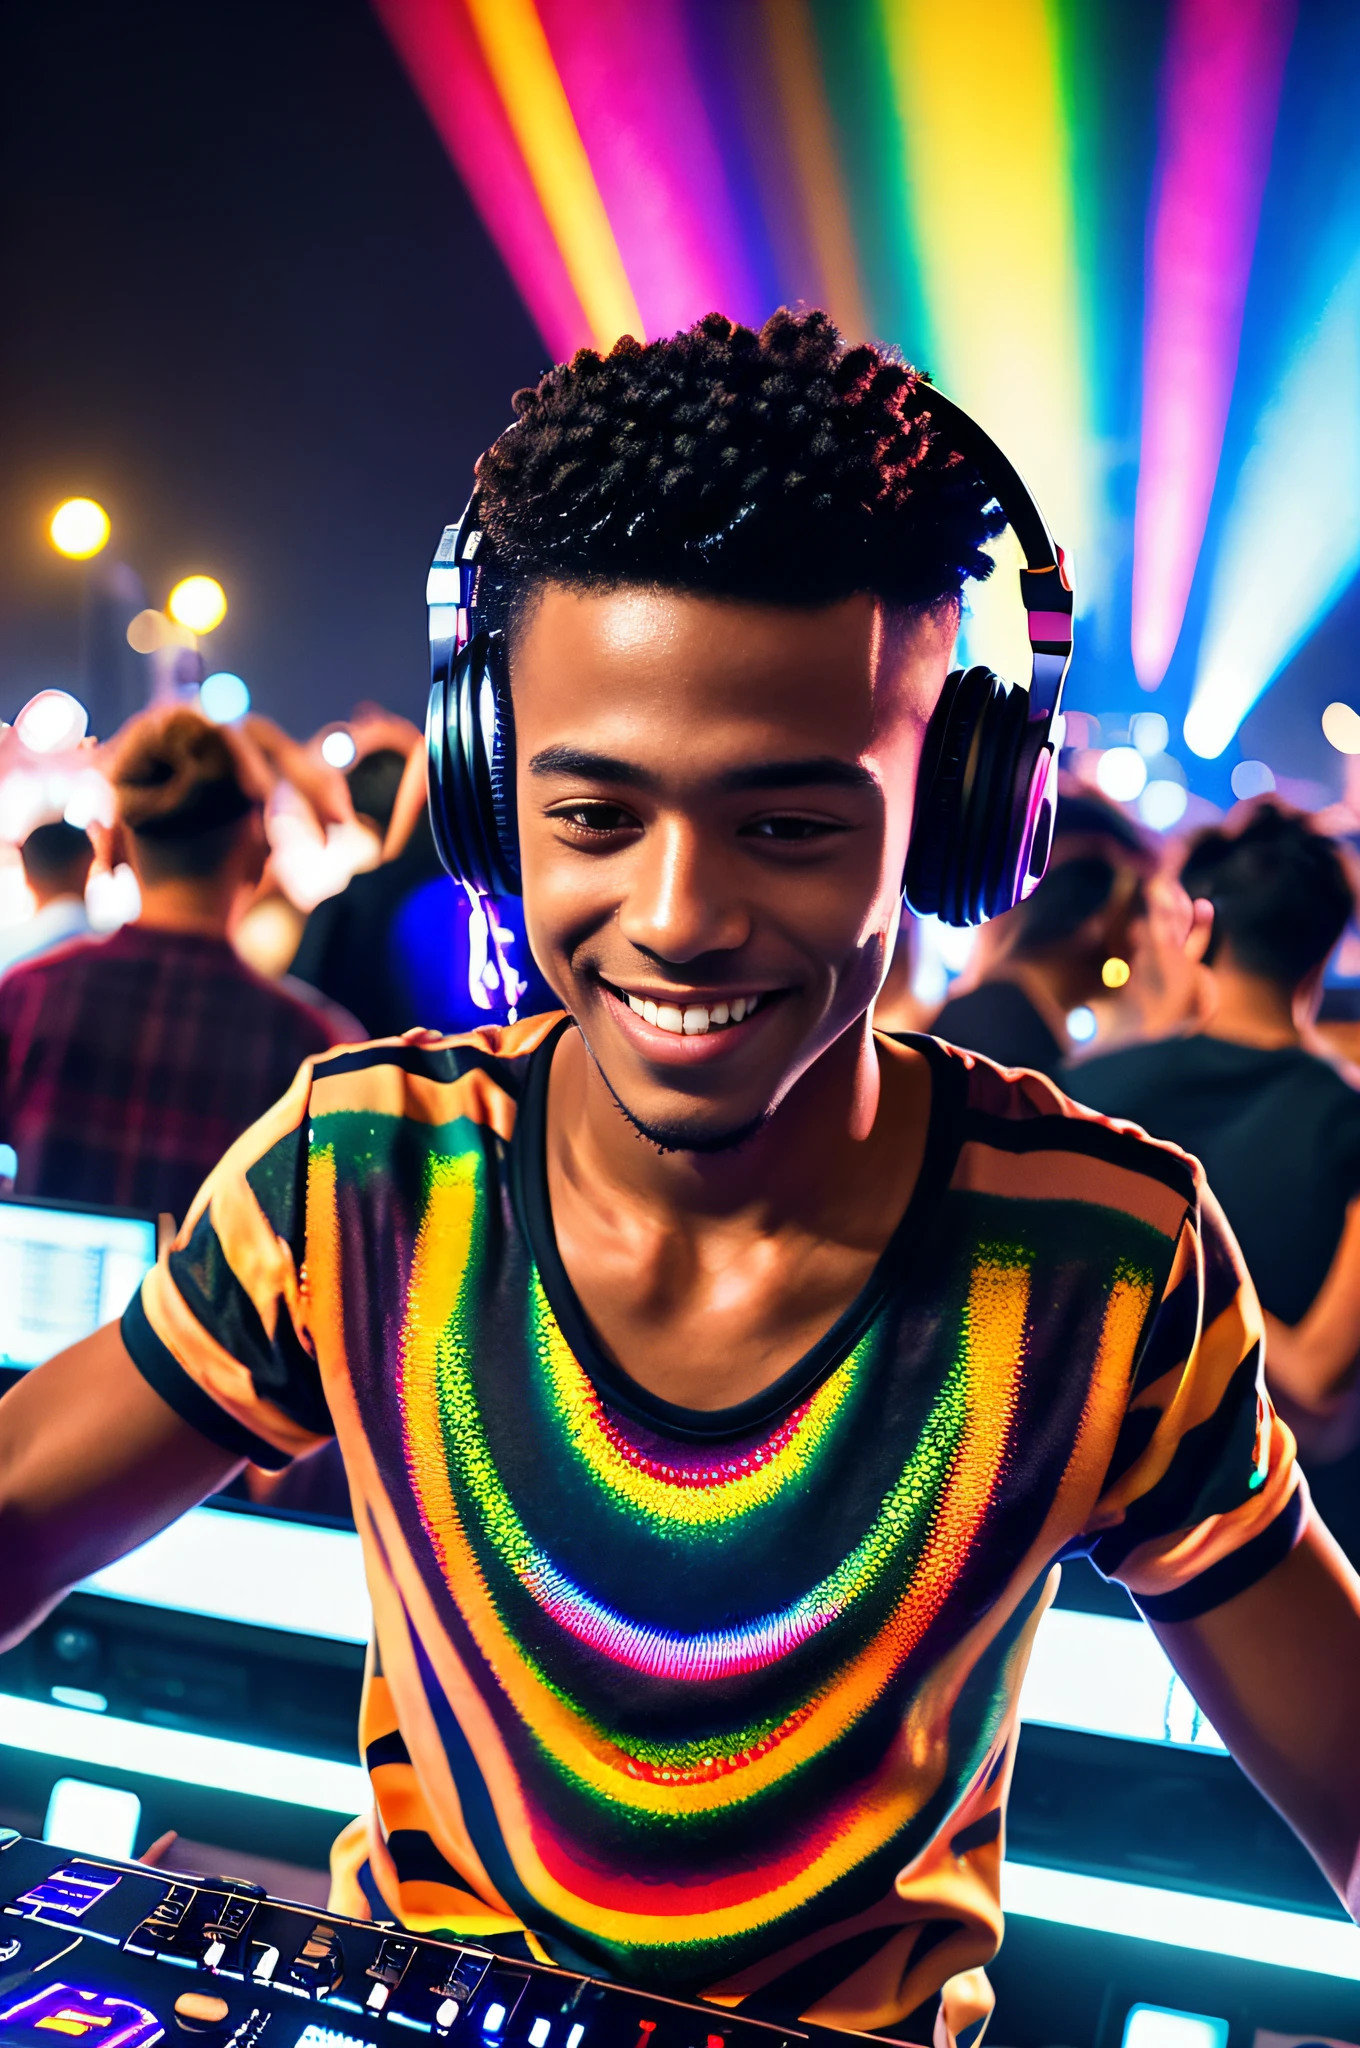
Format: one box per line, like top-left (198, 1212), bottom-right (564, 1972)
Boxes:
top-left (2, 588), bottom-right (1360, 1911)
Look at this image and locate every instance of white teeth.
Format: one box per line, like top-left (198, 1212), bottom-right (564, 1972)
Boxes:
top-left (620, 990), bottom-right (764, 1034)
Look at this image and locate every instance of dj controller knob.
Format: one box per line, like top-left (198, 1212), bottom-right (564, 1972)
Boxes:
top-left (173, 1990), bottom-right (232, 2040)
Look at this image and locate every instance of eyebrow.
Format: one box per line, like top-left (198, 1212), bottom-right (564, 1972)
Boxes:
top-left (527, 746), bottom-right (876, 794)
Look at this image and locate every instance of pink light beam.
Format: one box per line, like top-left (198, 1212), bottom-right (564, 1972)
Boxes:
top-left (1130, 0), bottom-right (1296, 690)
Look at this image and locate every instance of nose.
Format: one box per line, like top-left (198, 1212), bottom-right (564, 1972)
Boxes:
top-left (616, 815), bottom-right (751, 963)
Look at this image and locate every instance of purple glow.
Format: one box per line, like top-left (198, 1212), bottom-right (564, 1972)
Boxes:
top-left (1131, 0), bottom-right (1296, 689)
top-left (535, 0), bottom-right (761, 336)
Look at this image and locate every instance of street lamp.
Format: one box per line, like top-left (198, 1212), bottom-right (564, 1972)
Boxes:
top-left (49, 499), bottom-right (110, 561)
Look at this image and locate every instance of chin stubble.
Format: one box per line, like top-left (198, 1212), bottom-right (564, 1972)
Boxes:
top-left (585, 1040), bottom-right (773, 1156)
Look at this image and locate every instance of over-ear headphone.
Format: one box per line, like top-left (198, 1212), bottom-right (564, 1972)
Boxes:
top-left (426, 385), bottom-right (1072, 928)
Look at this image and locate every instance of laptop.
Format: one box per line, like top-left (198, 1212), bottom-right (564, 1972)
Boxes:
top-left (0, 1195), bottom-right (159, 1373)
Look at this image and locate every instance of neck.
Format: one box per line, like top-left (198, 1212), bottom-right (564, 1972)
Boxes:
top-left (134, 878), bottom-right (238, 939)
top-left (1204, 962), bottom-right (1302, 1049)
top-left (550, 1012), bottom-right (902, 1233)
top-left (28, 884), bottom-right (84, 914)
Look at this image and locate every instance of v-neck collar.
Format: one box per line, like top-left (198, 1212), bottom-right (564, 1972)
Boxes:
top-left (511, 1022), bottom-right (966, 1443)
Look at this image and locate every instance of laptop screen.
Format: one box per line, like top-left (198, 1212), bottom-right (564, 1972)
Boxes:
top-left (0, 1199), bottom-right (158, 1370)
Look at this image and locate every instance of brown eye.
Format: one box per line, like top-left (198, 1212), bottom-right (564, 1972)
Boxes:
top-left (744, 815), bottom-right (844, 842)
top-left (553, 802), bottom-right (637, 835)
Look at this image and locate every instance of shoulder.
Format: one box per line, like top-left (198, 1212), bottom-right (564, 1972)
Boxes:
top-left (302, 1009), bottom-right (568, 1140)
top-left (0, 929), bottom-right (108, 1001)
top-left (930, 1036), bottom-right (1200, 1242)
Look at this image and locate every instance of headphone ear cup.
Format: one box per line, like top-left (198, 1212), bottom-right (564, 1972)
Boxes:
top-left (905, 665), bottom-right (1056, 927)
top-left (426, 629), bottom-right (522, 895)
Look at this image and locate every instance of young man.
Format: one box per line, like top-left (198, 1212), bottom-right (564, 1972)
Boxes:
top-left (0, 820), bottom-right (93, 978)
top-left (0, 706), bottom-right (338, 1218)
top-left (1069, 804), bottom-right (1360, 1557)
top-left (2, 313), bottom-right (1359, 2046)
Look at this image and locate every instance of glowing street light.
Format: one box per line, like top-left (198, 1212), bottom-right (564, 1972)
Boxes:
top-left (49, 498), bottom-right (110, 560)
top-left (167, 575), bottom-right (227, 634)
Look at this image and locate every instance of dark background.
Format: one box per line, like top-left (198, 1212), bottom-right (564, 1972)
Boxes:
top-left (0, 0), bottom-right (545, 737)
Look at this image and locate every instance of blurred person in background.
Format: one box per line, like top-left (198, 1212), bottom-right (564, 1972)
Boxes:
top-left (930, 786), bottom-right (1155, 1076)
top-left (1069, 804), bottom-right (1360, 1558)
top-left (0, 706), bottom-right (341, 1221)
top-left (0, 821), bottom-right (93, 977)
top-left (290, 742), bottom-right (556, 1038)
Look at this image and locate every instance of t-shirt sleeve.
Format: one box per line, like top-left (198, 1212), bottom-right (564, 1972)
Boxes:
top-left (1075, 1171), bottom-right (1305, 1621)
top-left (121, 1059), bottom-right (333, 1470)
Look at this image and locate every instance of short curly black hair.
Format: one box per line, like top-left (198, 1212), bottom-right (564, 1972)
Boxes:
top-left (472, 308), bottom-right (1005, 635)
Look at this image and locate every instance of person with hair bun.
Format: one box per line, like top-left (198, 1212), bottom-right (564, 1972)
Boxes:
top-left (0, 705), bottom-right (340, 1220)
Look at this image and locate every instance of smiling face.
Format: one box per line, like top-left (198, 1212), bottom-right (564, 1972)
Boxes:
top-left (510, 583), bottom-right (956, 1150)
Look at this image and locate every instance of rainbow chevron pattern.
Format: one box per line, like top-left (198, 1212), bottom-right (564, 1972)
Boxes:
top-left (130, 1017), bottom-right (1296, 2030)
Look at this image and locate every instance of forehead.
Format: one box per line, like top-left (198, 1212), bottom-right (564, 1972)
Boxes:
top-left (509, 584), bottom-right (885, 764)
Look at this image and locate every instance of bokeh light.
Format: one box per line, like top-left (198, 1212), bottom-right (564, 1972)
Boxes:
top-left (49, 498), bottom-right (110, 560)
top-left (199, 672), bottom-right (250, 724)
top-left (1139, 779), bottom-right (1190, 831)
top-left (168, 575), bottom-right (228, 634)
top-left (1130, 713), bottom-right (1170, 757)
top-left (321, 729), bottom-right (357, 768)
top-left (1095, 747), bottom-right (1149, 804)
top-left (1322, 701), bottom-right (1360, 754)
top-left (1101, 956), bottom-right (1132, 989)
top-left (1067, 1005), bottom-right (1098, 1043)
top-left (1230, 759), bottom-right (1276, 798)
top-left (14, 690), bottom-right (89, 754)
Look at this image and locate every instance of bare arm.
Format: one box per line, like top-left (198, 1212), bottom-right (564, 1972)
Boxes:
top-left (1262, 1195), bottom-right (1360, 1409)
top-left (0, 1322), bottom-right (242, 1650)
top-left (1154, 1514), bottom-right (1360, 1904)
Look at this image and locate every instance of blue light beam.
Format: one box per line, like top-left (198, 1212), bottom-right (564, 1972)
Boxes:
top-left (1185, 249), bottom-right (1360, 759)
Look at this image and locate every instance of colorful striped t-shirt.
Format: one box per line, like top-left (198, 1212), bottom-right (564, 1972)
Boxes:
top-left (122, 1015), bottom-right (1300, 2040)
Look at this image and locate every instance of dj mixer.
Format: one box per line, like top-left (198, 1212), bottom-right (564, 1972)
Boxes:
top-left (0, 1834), bottom-right (809, 2048)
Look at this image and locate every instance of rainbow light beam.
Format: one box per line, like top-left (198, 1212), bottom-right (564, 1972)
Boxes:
top-left (1130, 0), bottom-right (1297, 690)
top-left (1185, 249), bottom-right (1360, 759)
top-left (879, 0), bottom-right (1093, 678)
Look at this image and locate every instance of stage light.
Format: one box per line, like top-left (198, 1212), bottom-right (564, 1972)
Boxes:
top-left (1130, 0), bottom-right (1296, 688)
top-left (1122, 2009), bottom-right (1228, 2048)
top-left (1230, 759), bottom-right (1275, 798)
top-left (14, 691), bottom-right (89, 755)
top-left (49, 499), bottom-right (110, 560)
top-left (1131, 713), bottom-right (1169, 757)
top-left (1002, 1861), bottom-right (1360, 1980)
top-left (167, 574), bottom-right (227, 634)
top-left (199, 671), bottom-right (250, 724)
top-left (43, 1779), bottom-right (141, 1860)
top-left (882, 0), bottom-right (1094, 628)
top-left (1323, 701), bottom-right (1360, 754)
top-left (321, 729), bottom-right (357, 768)
top-left (1095, 747), bottom-right (1148, 803)
top-left (0, 1690), bottom-right (368, 1813)
top-left (1185, 250), bottom-right (1360, 759)
top-left (1139, 780), bottom-right (1189, 831)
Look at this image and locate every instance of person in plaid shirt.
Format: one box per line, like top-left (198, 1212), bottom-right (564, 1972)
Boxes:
top-left (0, 706), bottom-right (340, 1222)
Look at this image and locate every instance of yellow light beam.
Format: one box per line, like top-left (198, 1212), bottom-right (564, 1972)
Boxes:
top-left (880, 0), bottom-right (1093, 650)
top-left (760, 0), bottom-right (870, 342)
top-left (464, 0), bottom-right (644, 353)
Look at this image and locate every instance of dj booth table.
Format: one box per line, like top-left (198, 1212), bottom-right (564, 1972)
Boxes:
top-left (1, 1506), bottom-right (1357, 2048)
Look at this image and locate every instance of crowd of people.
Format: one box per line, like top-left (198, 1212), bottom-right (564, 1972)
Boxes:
top-left (1, 696), bottom-right (1358, 1550)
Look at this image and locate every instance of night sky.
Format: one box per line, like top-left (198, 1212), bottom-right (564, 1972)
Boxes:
top-left (1, 0), bottom-right (547, 738)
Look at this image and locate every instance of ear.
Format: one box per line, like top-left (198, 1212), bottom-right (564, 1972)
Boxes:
top-left (1185, 897), bottom-right (1214, 964)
